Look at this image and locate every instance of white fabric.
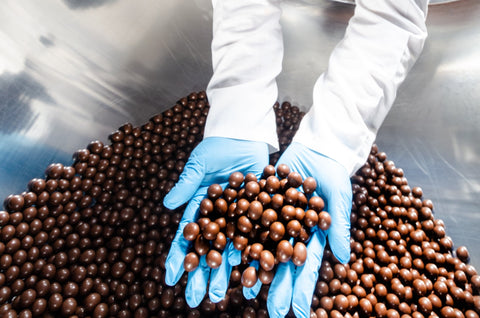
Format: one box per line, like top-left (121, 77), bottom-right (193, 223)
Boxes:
top-left (204, 0), bottom-right (429, 175)
top-left (205, 0), bottom-right (283, 152)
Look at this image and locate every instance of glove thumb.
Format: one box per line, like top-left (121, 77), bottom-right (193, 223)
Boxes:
top-left (163, 155), bottom-right (205, 209)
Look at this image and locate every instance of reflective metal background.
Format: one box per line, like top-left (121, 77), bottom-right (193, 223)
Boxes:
top-left (1, 0), bottom-right (479, 267)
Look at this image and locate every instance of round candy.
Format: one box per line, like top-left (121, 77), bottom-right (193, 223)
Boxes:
top-left (269, 222), bottom-right (285, 241)
top-left (241, 267), bottom-right (258, 288)
top-left (229, 172), bottom-right (244, 188)
top-left (292, 242), bottom-right (307, 266)
top-left (260, 250), bottom-right (275, 271)
top-left (206, 250), bottom-right (222, 269)
top-left (303, 177), bottom-right (317, 195)
top-left (183, 223), bottom-right (200, 241)
top-left (318, 211), bottom-right (332, 231)
top-left (276, 240), bottom-right (293, 263)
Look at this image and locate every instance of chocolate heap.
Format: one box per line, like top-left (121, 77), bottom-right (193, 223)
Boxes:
top-left (0, 92), bottom-right (478, 318)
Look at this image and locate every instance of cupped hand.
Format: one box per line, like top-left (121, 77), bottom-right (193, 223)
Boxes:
top-left (245, 142), bottom-right (353, 318)
top-left (163, 137), bottom-right (269, 307)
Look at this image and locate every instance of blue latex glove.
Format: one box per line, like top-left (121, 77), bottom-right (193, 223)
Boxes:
top-left (163, 137), bottom-right (269, 307)
top-left (267, 142), bottom-right (352, 318)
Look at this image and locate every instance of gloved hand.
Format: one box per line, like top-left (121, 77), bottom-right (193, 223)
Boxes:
top-left (163, 137), bottom-right (269, 308)
top-left (245, 142), bottom-right (352, 318)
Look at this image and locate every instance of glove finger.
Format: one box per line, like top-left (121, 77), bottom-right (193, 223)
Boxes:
top-left (165, 189), bottom-right (207, 285)
top-left (185, 254), bottom-right (210, 308)
top-left (267, 261), bottom-right (295, 318)
top-left (209, 243), bottom-right (236, 303)
top-left (163, 155), bottom-right (205, 209)
top-left (242, 261), bottom-right (262, 300)
top-left (292, 230), bottom-right (326, 318)
top-left (322, 184), bottom-right (352, 264)
top-left (227, 240), bottom-right (242, 266)
top-left (164, 235), bottom-right (189, 286)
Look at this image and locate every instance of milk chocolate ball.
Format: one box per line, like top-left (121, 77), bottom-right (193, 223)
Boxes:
top-left (207, 184), bottom-right (223, 200)
top-left (304, 210), bottom-right (318, 228)
top-left (287, 172), bottom-right (303, 189)
top-left (309, 196), bottom-right (324, 213)
top-left (237, 216), bottom-right (253, 233)
top-left (269, 222), bottom-right (285, 241)
top-left (261, 209), bottom-right (277, 227)
top-left (318, 211), bottom-right (331, 231)
top-left (276, 240), bottom-right (293, 263)
top-left (213, 232), bottom-right (227, 251)
top-left (276, 164), bottom-right (290, 179)
top-left (247, 201), bottom-right (263, 220)
top-left (206, 250), bottom-right (222, 269)
top-left (241, 267), bottom-right (257, 288)
top-left (203, 221), bottom-right (220, 240)
top-left (229, 172), bottom-right (244, 188)
top-left (456, 246), bottom-right (470, 263)
top-left (93, 303), bottom-right (109, 318)
top-left (260, 250), bottom-right (275, 271)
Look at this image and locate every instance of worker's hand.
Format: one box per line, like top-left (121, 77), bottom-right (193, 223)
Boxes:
top-left (163, 137), bottom-right (269, 307)
top-left (268, 142), bottom-right (352, 318)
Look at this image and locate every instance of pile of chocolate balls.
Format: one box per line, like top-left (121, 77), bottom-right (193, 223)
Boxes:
top-left (0, 91), bottom-right (478, 318)
top-left (183, 165), bottom-right (331, 288)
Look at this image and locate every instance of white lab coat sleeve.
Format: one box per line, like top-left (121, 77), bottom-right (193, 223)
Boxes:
top-left (204, 0), bottom-right (283, 152)
top-left (293, 0), bottom-right (429, 175)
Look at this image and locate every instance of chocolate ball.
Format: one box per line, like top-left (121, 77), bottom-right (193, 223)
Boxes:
top-left (241, 266), bottom-right (258, 288)
top-left (456, 246), bottom-right (470, 263)
top-left (237, 216), bottom-right (253, 233)
top-left (207, 184), bottom-right (223, 200)
top-left (203, 221), bottom-right (220, 240)
top-left (292, 242), bottom-right (307, 266)
top-left (260, 250), bottom-right (275, 271)
top-left (318, 211), bottom-right (331, 231)
top-left (276, 240), bottom-right (293, 263)
top-left (206, 250), bottom-right (222, 269)
top-left (213, 232), bottom-right (227, 250)
top-left (228, 172), bottom-right (244, 188)
top-left (269, 222), bottom-right (285, 241)
top-left (309, 196), bottom-right (324, 212)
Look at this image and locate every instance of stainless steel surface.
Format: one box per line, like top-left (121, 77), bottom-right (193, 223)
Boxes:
top-left (1, 0), bottom-right (479, 269)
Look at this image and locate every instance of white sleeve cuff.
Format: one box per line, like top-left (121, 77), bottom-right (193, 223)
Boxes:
top-left (294, 0), bottom-right (428, 175)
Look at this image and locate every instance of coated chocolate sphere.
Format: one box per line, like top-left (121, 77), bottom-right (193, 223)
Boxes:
top-left (258, 251), bottom-right (275, 273)
top-left (207, 184), bottom-right (223, 200)
top-left (456, 246), bottom-right (470, 263)
top-left (269, 222), bottom-right (285, 241)
top-left (276, 240), bottom-right (293, 263)
top-left (318, 211), bottom-right (332, 231)
top-left (206, 250), bottom-right (222, 269)
top-left (0, 92), bottom-right (477, 318)
top-left (241, 266), bottom-right (257, 288)
top-left (303, 177), bottom-right (317, 195)
top-left (229, 172), bottom-right (244, 188)
top-left (292, 242), bottom-right (307, 266)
